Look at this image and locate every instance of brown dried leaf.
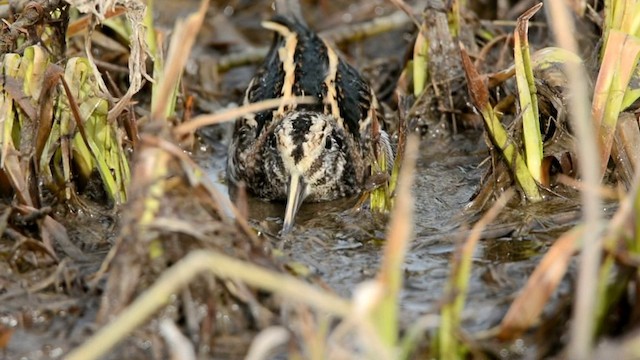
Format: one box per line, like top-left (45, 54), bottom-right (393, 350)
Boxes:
top-left (3, 150), bottom-right (32, 207)
top-left (42, 215), bottom-right (89, 261)
top-left (1, 75), bottom-right (37, 120)
top-left (67, 6), bottom-right (127, 37)
top-left (0, 324), bottom-right (13, 349)
top-left (460, 44), bottom-right (489, 109)
top-left (516, 3), bottom-right (543, 38)
top-left (34, 64), bottom-right (64, 168)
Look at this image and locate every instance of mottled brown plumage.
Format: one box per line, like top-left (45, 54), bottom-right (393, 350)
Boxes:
top-left (227, 9), bottom-right (390, 232)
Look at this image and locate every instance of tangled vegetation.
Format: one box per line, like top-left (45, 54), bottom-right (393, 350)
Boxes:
top-left (1, 0), bottom-right (640, 359)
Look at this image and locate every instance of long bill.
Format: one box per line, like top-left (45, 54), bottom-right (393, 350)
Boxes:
top-left (282, 174), bottom-right (307, 234)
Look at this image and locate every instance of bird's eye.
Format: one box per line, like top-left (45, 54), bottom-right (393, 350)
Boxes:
top-left (334, 136), bottom-right (343, 149)
top-left (325, 136), bottom-right (332, 150)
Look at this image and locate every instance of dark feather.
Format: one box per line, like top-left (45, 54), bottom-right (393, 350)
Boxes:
top-left (228, 8), bottom-right (389, 216)
top-left (239, 15), bottom-right (376, 141)
top-left (335, 60), bottom-right (373, 140)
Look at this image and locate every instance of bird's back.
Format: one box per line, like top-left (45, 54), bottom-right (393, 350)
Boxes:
top-left (236, 15), bottom-right (379, 144)
top-left (228, 12), bottom-right (384, 206)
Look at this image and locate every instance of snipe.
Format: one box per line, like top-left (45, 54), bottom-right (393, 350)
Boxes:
top-left (227, 2), bottom-right (390, 233)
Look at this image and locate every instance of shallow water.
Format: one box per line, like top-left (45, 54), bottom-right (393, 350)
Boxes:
top-left (156, 0), bottom-right (615, 355)
top-left (196, 127), bottom-right (587, 342)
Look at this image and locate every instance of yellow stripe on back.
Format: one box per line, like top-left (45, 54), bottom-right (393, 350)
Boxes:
top-left (321, 40), bottom-right (342, 127)
top-left (262, 21), bottom-right (298, 118)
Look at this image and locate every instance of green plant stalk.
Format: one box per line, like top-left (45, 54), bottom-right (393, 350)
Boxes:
top-left (23, 46), bottom-right (48, 100)
top-left (374, 106), bottom-right (407, 213)
top-left (447, 0), bottom-right (462, 38)
top-left (370, 114), bottom-right (396, 213)
top-left (59, 97), bottom-right (73, 200)
top-left (633, 6), bottom-right (640, 37)
top-left (71, 132), bottom-right (93, 179)
top-left (388, 148), bottom-right (402, 210)
top-left (612, 0), bottom-right (624, 28)
top-left (590, 174), bottom-right (640, 338)
top-left (56, 61), bottom-right (89, 194)
top-left (439, 285), bottom-right (463, 360)
top-left (0, 54), bottom-right (21, 168)
top-left (389, 103), bottom-right (407, 205)
top-left (602, 0), bottom-right (640, 57)
top-left (0, 91), bottom-right (13, 168)
top-left (602, 0), bottom-right (616, 59)
top-left (103, 13), bottom-right (133, 42)
top-left (514, 8), bottom-right (542, 183)
top-left (399, 315), bottom-right (439, 359)
top-left (620, 1), bottom-right (640, 36)
top-left (593, 254), bottom-right (616, 331)
top-left (596, 196), bottom-right (638, 334)
top-left (63, 58), bottom-right (95, 199)
top-left (593, 255), bottom-right (631, 337)
top-left (145, 0), bottom-right (158, 56)
top-left (413, 25), bottom-right (428, 97)
top-left (140, 148), bottom-right (171, 260)
top-left (147, 0), bottom-right (163, 115)
top-left (438, 190), bottom-right (513, 359)
top-left (480, 104), bottom-right (541, 201)
top-left (14, 49), bottom-right (37, 151)
top-left (62, 57), bottom-right (128, 203)
top-left (435, 278), bottom-right (471, 360)
top-left (39, 121), bottom-right (60, 184)
top-left (460, 45), bottom-right (540, 201)
top-left (371, 136), bottom-right (418, 349)
top-left (114, 133), bottom-right (131, 197)
top-left (371, 204), bottom-right (399, 344)
top-left (621, 64), bottom-right (640, 109)
top-left (369, 150), bottom-right (389, 212)
top-left (440, 245), bottom-right (478, 358)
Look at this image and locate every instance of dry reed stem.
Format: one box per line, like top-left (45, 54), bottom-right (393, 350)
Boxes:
top-left (557, 174), bottom-right (620, 201)
top-left (139, 134), bottom-right (263, 246)
top-left (65, 250), bottom-right (351, 360)
top-left (159, 319), bottom-right (196, 360)
top-left (150, 0), bottom-right (208, 120)
top-left (245, 327), bottom-right (290, 360)
top-left (545, 1), bottom-right (603, 358)
top-left (173, 96), bottom-right (316, 135)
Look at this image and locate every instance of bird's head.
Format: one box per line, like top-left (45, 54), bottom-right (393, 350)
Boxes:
top-left (264, 111), bottom-right (360, 233)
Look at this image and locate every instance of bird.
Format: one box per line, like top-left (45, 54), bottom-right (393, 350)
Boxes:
top-left (227, 1), bottom-right (392, 233)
